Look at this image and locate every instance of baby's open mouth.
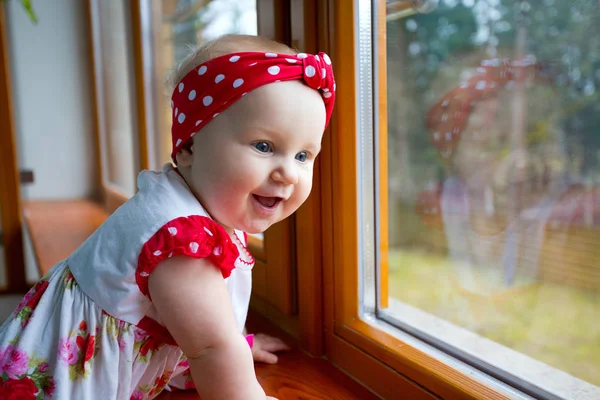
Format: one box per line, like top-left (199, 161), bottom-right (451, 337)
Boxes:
top-left (253, 195), bottom-right (282, 208)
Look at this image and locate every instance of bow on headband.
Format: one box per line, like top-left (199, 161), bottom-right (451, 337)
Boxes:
top-left (425, 57), bottom-right (542, 161)
top-left (170, 51), bottom-right (336, 162)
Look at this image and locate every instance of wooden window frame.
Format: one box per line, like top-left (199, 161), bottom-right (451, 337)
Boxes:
top-left (0, 3), bottom-right (27, 294)
top-left (319, 1), bottom-right (511, 398)
top-left (249, 0), bottom-right (298, 332)
top-left (87, 0), bottom-right (149, 214)
top-left (288, 0), bottom-right (331, 357)
top-left (377, 0), bottom-right (389, 310)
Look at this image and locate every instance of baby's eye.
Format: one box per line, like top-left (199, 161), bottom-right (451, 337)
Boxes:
top-left (295, 151), bottom-right (308, 162)
top-left (253, 142), bottom-right (272, 153)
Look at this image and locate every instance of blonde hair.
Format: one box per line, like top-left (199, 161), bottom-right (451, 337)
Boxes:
top-left (167, 34), bottom-right (297, 93)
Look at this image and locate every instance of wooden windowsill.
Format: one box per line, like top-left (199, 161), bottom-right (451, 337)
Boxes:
top-left (22, 200), bottom-right (109, 276)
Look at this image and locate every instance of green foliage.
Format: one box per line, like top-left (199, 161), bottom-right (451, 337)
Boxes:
top-left (1, 0), bottom-right (37, 24)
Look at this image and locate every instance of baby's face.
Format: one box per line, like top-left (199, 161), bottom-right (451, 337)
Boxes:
top-left (186, 80), bottom-right (326, 233)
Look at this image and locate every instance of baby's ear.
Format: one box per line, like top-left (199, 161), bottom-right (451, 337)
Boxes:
top-left (175, 140), bottom-right (194, 167)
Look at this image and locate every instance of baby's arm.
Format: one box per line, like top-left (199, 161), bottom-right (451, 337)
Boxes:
top-left (148, 256), bottom-right (266, 400)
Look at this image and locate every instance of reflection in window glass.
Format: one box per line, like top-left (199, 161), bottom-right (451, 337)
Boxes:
top-left (97, 1), bottom-right (138, 196)
top-left (381, 0), bottom-right (600, 396)
top-left (152, 0), bottom-right (258, 167)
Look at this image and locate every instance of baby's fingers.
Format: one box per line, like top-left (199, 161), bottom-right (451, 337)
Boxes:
top-left (256, 334), bottom-right (291, 352)
top-left (253, 348), bottom-right (279, 364)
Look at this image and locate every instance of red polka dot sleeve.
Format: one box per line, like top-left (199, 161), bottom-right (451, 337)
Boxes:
top-left (136, 216), bottom-right (239, 298)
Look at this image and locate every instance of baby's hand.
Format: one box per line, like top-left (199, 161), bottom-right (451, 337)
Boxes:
top-left (252, 333), bottom-right (290, 364)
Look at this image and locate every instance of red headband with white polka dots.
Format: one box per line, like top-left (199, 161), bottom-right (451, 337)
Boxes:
top-left (170, 51), bottom-right (336, 162)
top-left (425, 57), bottom-right (542, 161)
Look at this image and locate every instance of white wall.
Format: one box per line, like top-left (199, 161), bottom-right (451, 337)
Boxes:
top-left (6, 0), bottom-right (96, 200)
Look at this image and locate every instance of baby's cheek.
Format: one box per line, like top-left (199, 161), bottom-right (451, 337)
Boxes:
top-left (293, 181), bottom-right (313, 209)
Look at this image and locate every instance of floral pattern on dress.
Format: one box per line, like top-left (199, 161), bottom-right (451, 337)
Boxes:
top-left (14, 280), bottom-right (50, 327)
top-left (58, 320), bottom-right (100, 381)
top-left (103, 311), bottom-right (129, 352)
top-left (175, 358), bottom-right (195, 390)
top-left (133, 328), bottom-right (165, 364)
top-left (132, 370), bottom-right (172, 400)
top-left (0, 343), bottom-right (56, 399)
top-left (63, 269), bottom-right (76, 291)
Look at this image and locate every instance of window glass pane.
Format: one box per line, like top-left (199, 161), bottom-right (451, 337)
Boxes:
top-left (380, 0), bottom-right (600, 397)
top-left (151, 0), bottom-right (258, 168)
top-left (97, 1), bottom-right (139, 196)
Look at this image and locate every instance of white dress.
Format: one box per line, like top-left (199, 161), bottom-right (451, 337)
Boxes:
top-left (0, 164), bottom-right (253, 399)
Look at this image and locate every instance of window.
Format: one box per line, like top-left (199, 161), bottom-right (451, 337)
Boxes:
top-left (346, 0), bottom-right (600, 398)
top-left (89, 0), bottom-right (141, 199)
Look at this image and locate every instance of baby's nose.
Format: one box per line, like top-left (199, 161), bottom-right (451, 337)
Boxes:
top-left (271, 161), bottom-right (299, 185)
